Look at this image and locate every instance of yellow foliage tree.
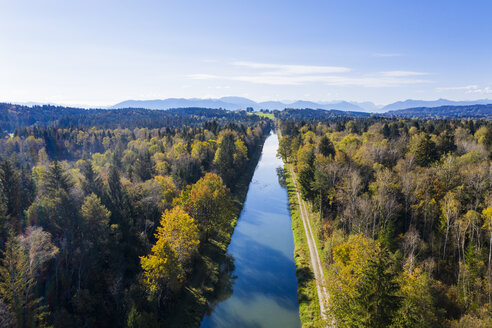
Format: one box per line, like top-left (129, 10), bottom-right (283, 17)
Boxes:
top-left (175, 173), bottom-right (235, 240)
top-left (140, 206), bottom-right (199, 298)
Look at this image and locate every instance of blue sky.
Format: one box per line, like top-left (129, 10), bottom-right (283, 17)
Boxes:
top-left (1, 0), bottom-right (491, 106)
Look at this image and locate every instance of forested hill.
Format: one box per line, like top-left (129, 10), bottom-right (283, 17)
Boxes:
top-left (275, 105), bottom-right (492, 120)
top-left (384, 104), bottom-right (492, 119)
top-left (0, 103), bottom-right (262, 132)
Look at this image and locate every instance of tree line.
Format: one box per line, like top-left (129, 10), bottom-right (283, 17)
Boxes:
top-left (0, 103), bottom-right (264, 133)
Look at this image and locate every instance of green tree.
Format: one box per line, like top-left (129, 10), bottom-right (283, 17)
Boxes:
top-left (77, 194), bottom-right (111, 290)
top-left (277, 136), bottom-right (292, 161)
top-left (0, 159), bottom-right (21, 218)
top-left (297, 145), bottom-right (315, 201)
top-left (411, 133), bottom-right (438, 167)
top-left (381, 123), bottom-right (391, 138)
top-left (214, 131), bottom-right (236, 186)
top-left (436, 130), bottom-right (456, 155)
top-left (318, 135), bottom-right (335, 158)
top-left (0, 184), bottom-right (7, 245)
top-left (298, 166), bottom-right (315, 201)
top-left (45, 160), bottom-right (74, 194)
top-left (81, 161), bottom-right (103, 197)
top-left (127, 306), bottom-right (158, 328)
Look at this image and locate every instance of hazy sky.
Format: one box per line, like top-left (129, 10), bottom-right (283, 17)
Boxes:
top-left (1, 0), bottom-right (491, 106)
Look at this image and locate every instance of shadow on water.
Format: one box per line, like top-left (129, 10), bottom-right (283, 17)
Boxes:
top-left (204, 254), bottom-right (237, 316)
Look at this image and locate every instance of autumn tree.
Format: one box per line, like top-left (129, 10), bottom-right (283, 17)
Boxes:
top-left (176, 173), bottom-right (234, 240)
top-left (140, 206), bottom-right (199, 299)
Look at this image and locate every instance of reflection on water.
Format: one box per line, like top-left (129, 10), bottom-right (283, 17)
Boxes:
top-left (276, 167), bottom-right (287, 189)
top-left (201, 133), bottom-right (300, 328)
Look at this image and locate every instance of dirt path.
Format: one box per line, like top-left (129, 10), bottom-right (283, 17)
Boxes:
top-left (288, 165), bottom-right (330, 322)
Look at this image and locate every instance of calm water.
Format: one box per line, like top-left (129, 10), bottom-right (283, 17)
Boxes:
top-left (201, 132), bottom-right (301, 328)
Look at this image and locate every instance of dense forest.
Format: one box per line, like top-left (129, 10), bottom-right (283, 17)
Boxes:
top-left (0, 107), bottom-right (271, 327)
top-left (0, 103), bottom-right (264, 132)
top-left (277, 116), bottom-right (492, 327)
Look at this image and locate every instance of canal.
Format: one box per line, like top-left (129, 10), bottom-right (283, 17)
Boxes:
top-left (201, 132), bottom-right (301, 328)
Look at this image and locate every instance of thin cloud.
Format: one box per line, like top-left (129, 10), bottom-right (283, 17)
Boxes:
top-left (437, 85), bottom-right (492, 94)
top-left (189, 73), bottom-right (430, 87)
top-left (188, 61), bottom-right (431, 87)
top-left (233, 61), bottom-right (351, 75)
top-left (381, 71), bottom-right (429, 77)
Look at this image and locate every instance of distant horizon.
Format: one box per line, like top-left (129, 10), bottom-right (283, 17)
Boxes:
top-left (3, 95), bottom-right (492, 110)
top-left (3, 96), bottom-right (492, 113)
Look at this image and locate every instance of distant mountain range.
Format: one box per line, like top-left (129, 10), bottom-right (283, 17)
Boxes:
top-left (381, 98), bottom-right (492, 111)
top-left (111, 97), bottom-right (372, 112)
top-left (384, 104), bottom-right (492, 119)
top-left (6, 97), bottom-right (492, 116)
top-left (111, 97), bottom-right (492, 113)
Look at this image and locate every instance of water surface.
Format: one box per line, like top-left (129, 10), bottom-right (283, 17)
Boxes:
top-left (201, 132), bottom-right (301, 328)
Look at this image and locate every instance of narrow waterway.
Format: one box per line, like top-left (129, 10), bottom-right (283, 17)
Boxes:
top-left (201, 132), bottom-right (301, 328)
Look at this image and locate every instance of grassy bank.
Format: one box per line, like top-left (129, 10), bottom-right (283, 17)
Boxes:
top-left (284, 163), bottom-right (324, 327)
top-left (163, 129), bottom-right (271, 327)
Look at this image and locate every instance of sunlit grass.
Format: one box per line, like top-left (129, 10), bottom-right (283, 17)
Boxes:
top-left (284, 163), bottom-right (324, 327)
top-left (247, 111), bottom-right (275, 120)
